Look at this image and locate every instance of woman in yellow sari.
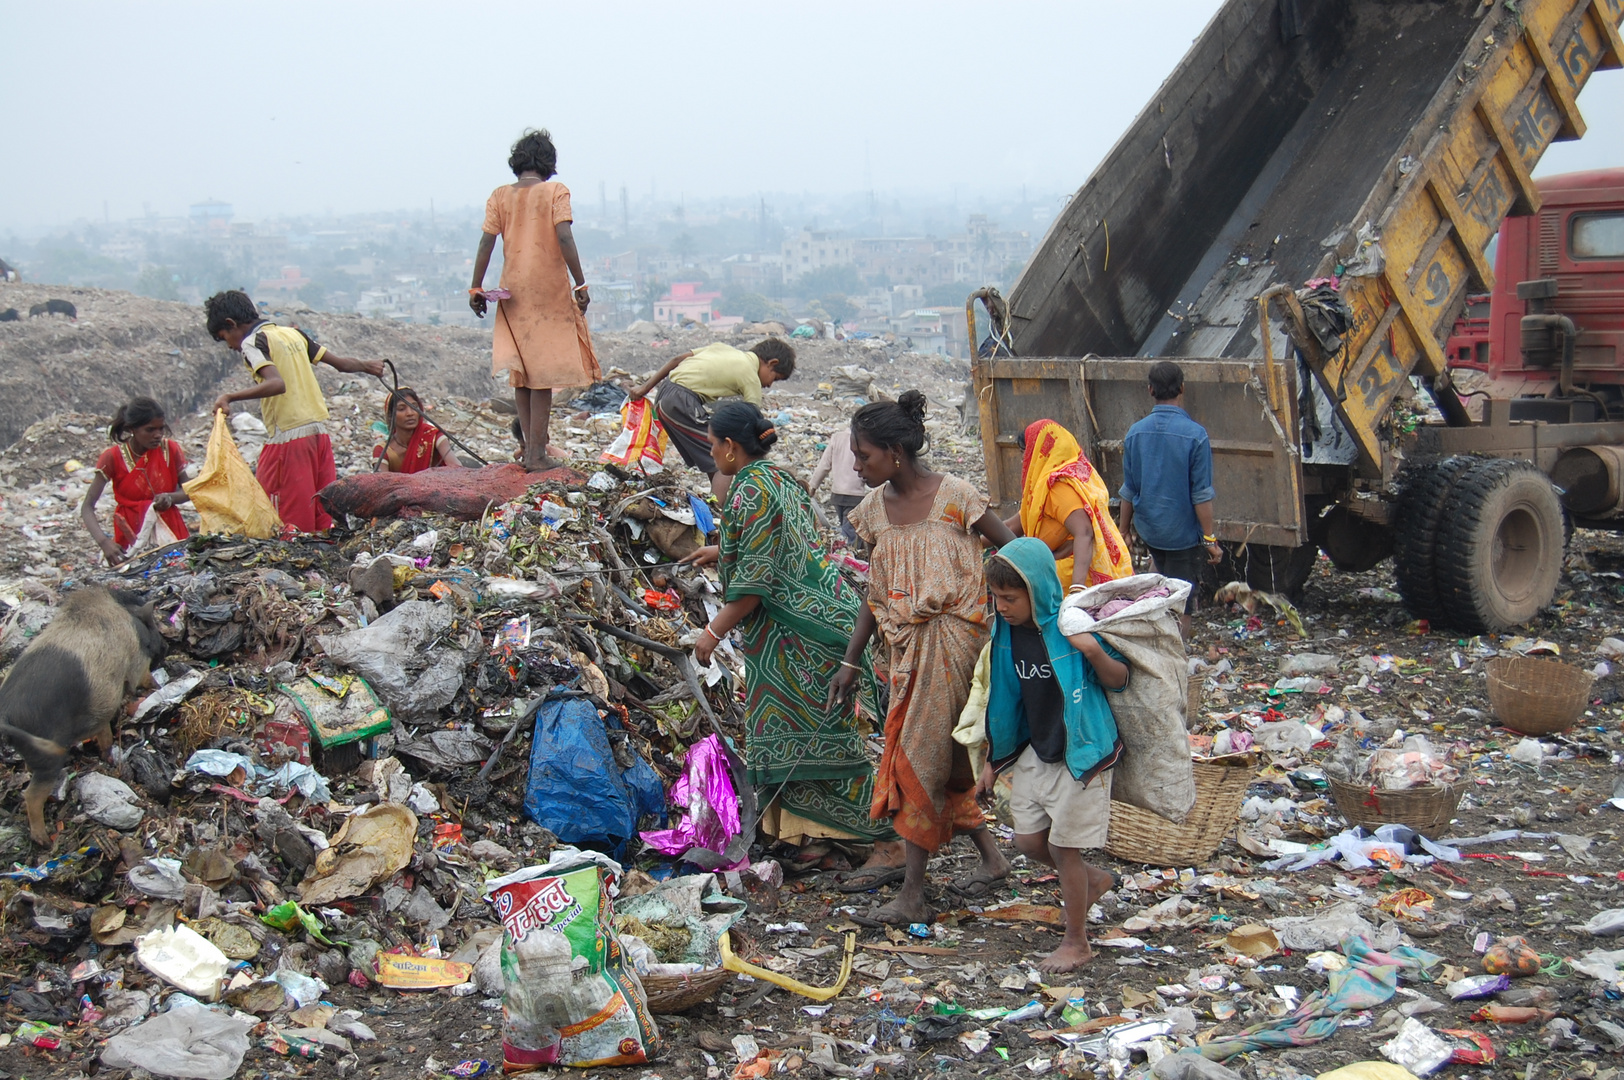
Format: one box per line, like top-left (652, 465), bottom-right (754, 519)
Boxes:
top-left (1005, 419), bottom-right (1133, 591)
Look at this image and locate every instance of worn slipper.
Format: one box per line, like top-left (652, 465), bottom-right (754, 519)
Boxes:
top-left (949, 870), bottom-right (1009, 899)
top-left (834, 865), bottom-right (907, 893)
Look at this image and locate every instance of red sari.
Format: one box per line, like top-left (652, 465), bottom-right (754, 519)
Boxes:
top-left (95, 439), bottom-right (189, 549)
top-left (375, 421), bottom-right (446, 474)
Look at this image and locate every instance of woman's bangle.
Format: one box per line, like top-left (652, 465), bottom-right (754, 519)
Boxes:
top-left (700, 625), bottom-right (721, 644)
top-left (573, 283), bottom-right (590, 293)
top-left (468, 287), bottom-right (484, 295)
top-left (1067, 584), bottom-right (1087, 593)
top-left (839, 660), bottom-right (861, 671)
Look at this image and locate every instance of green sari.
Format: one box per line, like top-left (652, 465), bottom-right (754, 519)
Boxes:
top-left (718, 458), bottom-right (895, 842)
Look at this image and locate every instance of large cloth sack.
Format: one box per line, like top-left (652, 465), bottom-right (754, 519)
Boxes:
top-left (182, 410), bottom-right (282, 538)
top-left (318, 463), bottom-right (580, 521)
top-left (1059, 573), bottom-right (1195, 823)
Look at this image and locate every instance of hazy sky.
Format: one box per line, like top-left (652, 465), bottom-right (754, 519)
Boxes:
top-left (1, 1), bottom-right (1620, 231)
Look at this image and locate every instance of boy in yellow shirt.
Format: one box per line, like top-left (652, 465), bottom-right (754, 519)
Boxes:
top-left (206, 290), bottom-right (383, 532)
top-left (627, 339), bottom-right (794, 499)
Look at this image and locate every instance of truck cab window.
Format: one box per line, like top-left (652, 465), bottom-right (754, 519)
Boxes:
top-left (1571, 213), bottom-right (1624, 259)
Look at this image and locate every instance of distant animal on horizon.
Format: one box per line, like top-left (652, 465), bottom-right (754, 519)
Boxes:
top-left (0, 309), bottom-right (18, 322)
top-left (28, 299), bottom-right (77, 319)
top-left (0, 586), bottom-right (164, 844)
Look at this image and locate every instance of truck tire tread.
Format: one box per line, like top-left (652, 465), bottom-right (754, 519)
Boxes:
top-left (1393, 455), bottom-right (1479, 622)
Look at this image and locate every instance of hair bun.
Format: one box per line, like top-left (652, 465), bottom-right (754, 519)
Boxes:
top-left (898, 389), bottom-right (928, 424)
top-left (755, 418), bottom-right (780, 449)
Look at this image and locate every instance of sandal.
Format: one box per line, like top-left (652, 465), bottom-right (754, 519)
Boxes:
top-left (949, 870), bottom-right (1009, 899)
top-left (852, 902), bottom-right (936, 928)
top-left (834, 865), bottom-right (907, 893)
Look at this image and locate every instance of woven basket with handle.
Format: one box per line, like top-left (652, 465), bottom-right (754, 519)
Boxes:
top-left (1485, 654), bottom-right (1592, 735)
top-left (1106, 755), bottom-right (1254, 866)
top-left (639, 967), bottom-right (733, 1013)
top-left (1328, 776), bottom-right (1466, 839)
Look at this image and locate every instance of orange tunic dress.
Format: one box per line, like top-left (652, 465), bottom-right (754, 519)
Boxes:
top-left (482, 180), bottom-right (602, 390)
top-left (851, 475), bottom-right (992, 852)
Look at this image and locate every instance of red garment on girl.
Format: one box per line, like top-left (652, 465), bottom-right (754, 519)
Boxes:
top-left (374, 421), bottom-right (447, 474)
top-left (95, 439), bottom-right (190, 548)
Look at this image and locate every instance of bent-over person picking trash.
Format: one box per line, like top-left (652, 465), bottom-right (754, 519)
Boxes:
top-left (977, 539), bottom-right (1127, 972)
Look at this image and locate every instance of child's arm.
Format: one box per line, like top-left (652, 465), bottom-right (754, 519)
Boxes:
top-left (827, 603), bottom-right (878, 709)
top-left (214, 364), bottom-right (285, 415)
top-left (80, 473), bottom-right (124, 566)
top-left (1066, 631), bottom-right (1129, 689)
top-left (318, 351), bottom-right (385, 378)
top-left (973, 509), bottom-right (1018, 549)
top-left (628, 351), bottom-right (693, 401)
top-left (469, 232), bottom-right (497, 316)
top-left (557, 222), bottom-right (588, 312)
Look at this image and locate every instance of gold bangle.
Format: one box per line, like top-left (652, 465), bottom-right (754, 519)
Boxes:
top-left (839, 660), bottom-right (861, 671)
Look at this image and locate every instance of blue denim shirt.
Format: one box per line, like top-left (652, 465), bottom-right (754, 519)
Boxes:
top-left (1119, 404), bottom-right (1215, 550)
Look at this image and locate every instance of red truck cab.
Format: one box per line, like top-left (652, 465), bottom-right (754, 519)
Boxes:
top-left (1447, 169), bottom-right (1624, 406)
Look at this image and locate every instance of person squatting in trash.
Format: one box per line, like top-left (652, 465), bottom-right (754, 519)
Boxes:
top-left (206, 290), bottom-right (385, 533)
top-left (626, 338), bottom-right (796, 500)
top-left (81, 396), bottom-right (191, 565)
top-left (827, 390), bottom-right (1017, 926)
top-left (1006, 419), bottom-right (1132, 592)
top-left (688, 401), bottom-right (905, 877)
top-left (468, 127), bottom-right (598, 473)
top-left (976, 539), bottom-right (1126, 973)
top-left (373, 387), bottom-right (464, 473)
top-left (1117, 360), bottom-right (1222, 639)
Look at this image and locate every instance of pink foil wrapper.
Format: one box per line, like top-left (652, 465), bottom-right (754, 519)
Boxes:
top-left (639, 734), bottom-right (744, 867)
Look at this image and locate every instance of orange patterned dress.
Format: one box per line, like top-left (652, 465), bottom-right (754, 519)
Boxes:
top-left (851, 474), bottom-right (991, 851)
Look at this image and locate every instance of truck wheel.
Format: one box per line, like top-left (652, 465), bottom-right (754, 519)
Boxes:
top-left (1393, 455), bottom-right (1479, 622)
top-left (1318, 505), bottom-right (1394, 572)
top-left (1435, 459), bottom-right (1564, 633)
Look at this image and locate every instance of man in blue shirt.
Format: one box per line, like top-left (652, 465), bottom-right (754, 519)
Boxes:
top-left (1118, 361), bottom-right (1222, 638)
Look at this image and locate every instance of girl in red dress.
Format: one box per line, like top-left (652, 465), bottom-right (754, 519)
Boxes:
top-left (81, 397), bottom-right (190, 564)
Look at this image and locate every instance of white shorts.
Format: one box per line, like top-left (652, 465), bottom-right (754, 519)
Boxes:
top-left (1008, 745), bottom-right (1112, 850)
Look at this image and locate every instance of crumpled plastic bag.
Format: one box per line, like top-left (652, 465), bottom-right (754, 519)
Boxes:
top-left (181, 410), bottom-right (282, 539)
top-left (640, 734), bottom-right (746, 869)
top-left (77, 773), bottom-right (144, 830)
top-left (601, 398), bottom-right (668, 468)
top-left (100, 1007), bottom-right (254, 1080)
top-left (524, 694), bottom-right (666, 858)
top-left (298, 802), bottom-right (418, 906)
top-left (1369, 735), bottom-right (1461, 789)
top-left (317, 600), bottom-right (466, 719)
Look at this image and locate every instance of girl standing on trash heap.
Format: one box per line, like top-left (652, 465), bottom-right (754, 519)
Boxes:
top-left (81, 396), bottom-right (191, 566)
top-left (689, 402), bottom-right (906, 876)
top-left (374, 388), bottom-right (464, 473)
top-left (827, 390), bottom-right (1018, 926)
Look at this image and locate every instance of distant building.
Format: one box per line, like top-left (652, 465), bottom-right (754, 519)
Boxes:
top-left (783, 229), bottom-right (852, 278)
top-left (654, 281), bottom-right (722, 327)
top-left (190, 200), bottom-right (234, 235)
top-left (257, 266), bottom-right (312, 297)
top-left (720, 252), bottom-right (783, 294)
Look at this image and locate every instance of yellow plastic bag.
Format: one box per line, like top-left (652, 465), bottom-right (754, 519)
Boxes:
top-left (600, 398), bottom-right (668, 468)
top-left (182, 410), bottom-right (282, 538)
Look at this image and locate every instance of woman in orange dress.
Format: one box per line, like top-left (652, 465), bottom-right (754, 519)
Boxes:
top-left (468, 128), bottom-right (600, 471)
top-left (374, 388), bottom-right (462, 474)
top-left (828, 391), bottom-right (1018, 925)
top-left (1006, 419), bottom-right (1133, 593)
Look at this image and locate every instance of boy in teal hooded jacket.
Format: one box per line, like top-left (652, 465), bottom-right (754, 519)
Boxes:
top-left (974, 537), bottom-right (1127, 972)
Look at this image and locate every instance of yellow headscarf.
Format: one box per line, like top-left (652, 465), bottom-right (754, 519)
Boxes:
top-left (1019, 419), bottom-right (1133, 587)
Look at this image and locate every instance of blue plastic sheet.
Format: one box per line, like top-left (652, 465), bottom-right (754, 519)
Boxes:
top-left (523, 695), bottom-right (665, 857)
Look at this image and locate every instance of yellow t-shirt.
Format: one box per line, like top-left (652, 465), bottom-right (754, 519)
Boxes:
top-left (242, 323), bottom-right (330, 439)
top-left (667, 342), bottom-right (763, 405)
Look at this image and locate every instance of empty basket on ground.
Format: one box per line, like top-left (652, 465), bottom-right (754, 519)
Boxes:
top-left (1329, 776), bottom-right (1467, 839)
top-left (1106, 755), bottom-right (1253, 866)
top-left (1485, 655), bottom-right (1593, 735)
top-left (1186, 673), bottom-right (1203, 730)
top-left (639, 967), bottom-right (733, 1013)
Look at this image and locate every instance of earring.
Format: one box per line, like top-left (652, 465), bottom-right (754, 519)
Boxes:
top-left (894, 457), bottom-right (901, 467)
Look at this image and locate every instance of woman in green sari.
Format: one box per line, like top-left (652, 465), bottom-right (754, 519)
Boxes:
top-left (690, 402), bottom-right (904, 882)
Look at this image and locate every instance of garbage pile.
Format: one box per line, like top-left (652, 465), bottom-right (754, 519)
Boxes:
top-left (3, 324), bottom-right (1624, 1078)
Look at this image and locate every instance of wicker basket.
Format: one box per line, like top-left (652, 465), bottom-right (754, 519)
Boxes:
top-left (639, 967), bottom-right (734, 1013)
top-left (1328, 776), bottom-right (1467, 839)
top-left (1106, 756), bottom-right (1254, 866)
top-left (1486, 655), bottom-right (1593, 735)
top-left (1185, 673), bottom-right (1203, 730)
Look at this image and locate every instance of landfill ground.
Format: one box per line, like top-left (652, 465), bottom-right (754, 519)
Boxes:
top-left (0, 297), bottom-right (1622, 1080)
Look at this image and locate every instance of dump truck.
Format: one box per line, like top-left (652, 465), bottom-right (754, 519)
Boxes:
top-left (973, 0), bottom-right (1624, 632)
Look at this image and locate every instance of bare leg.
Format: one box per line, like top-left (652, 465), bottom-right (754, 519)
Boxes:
top-left (960, 823), bottom-right (1011, 880)
top-left (1016, 830), bottom-right (1110, 972)
top-left (514, 388), bottom-right (535, 469)
top-left (527, 388), bottom-right (560, 470)
top-left (858, 839), bottom-right (907, 869)
top-left (869, 840), bottom-right (932, 924)
top-left (709, 470), bottom-right (732, 500)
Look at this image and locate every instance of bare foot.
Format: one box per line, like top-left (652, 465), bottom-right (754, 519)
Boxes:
top-left (525, 454), bottom-right (565, 472)
top-left (1036, 938), bottom-right (1094, 973)
top-left (867, 895), bottom-right (933, 926)
top-left (860, 840), bottom-right (907, 870)
top-left (1084, 864), bottom-right (1115, 900)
